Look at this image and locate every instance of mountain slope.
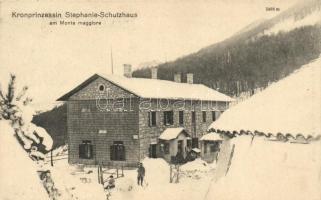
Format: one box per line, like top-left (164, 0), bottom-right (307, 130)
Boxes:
top-left (132, 0), bottom-right (321, 97)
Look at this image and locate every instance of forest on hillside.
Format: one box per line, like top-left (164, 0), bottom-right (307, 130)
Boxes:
top-left (32, 104), bottom-right (67, 149)
top-left (132, 25), bottom-right (321, 97)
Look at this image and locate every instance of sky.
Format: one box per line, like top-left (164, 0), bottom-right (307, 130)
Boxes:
top-left (0, 0), bottom-right (300, 109)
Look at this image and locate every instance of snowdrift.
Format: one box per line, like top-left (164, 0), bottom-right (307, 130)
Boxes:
top-left (111, 158), bottom-right (214, 200)
top-left (49, 161), bottom-right (107, 200)
top-left (209, 57), bottom-right (321, 138)
top-left (0, 120), bottom-right (48, 200)
top-left (206, 136), bottom-right (321, 200)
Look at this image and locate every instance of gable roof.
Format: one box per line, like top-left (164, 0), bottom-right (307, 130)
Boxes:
top-left (159, 128), bottom-right (189, 140)
top-left (57, 74), bottom-right (100, 101)
top-left (57, 73), bottom-right (234, 102)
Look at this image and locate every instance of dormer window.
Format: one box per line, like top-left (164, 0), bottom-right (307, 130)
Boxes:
top-left (98, 84), bottom-right (105, 92)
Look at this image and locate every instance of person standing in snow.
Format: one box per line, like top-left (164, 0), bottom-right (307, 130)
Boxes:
top-left (137, 162), bottom-right (145, 186)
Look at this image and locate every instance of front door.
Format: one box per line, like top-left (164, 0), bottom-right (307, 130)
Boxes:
top-left (149, 144), bottom-right (157, 158)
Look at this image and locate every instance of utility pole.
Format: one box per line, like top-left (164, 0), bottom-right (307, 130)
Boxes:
top-left (110, 46), bottom-right (114, 75)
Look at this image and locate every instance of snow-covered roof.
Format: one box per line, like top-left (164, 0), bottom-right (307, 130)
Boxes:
top-left (200, 133), bottom-right (223, 141)
top-left (209, 58), bottom-right (321, 138)
top-left (191, 148), bottom-right (201, 153)
top-left (206, 136), bottom-right (321, 200)
top-left (159, 128), bottom-right (189, 140)
top-left (57, 73), bottom-right (234, 102)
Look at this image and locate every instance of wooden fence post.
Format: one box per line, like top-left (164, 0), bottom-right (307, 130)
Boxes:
top-left (98, 165), bottom-right (100, 184)
top-left (100, 165), bottom-right (104, 184)
top-left (116, 167), bottom-right (119, 178)
top-left (176, 165), bottom-right (179, 183)
top-left (121, 165), bottom-right (124, 177)
top-left (170, 165), bottom-right (172, 183)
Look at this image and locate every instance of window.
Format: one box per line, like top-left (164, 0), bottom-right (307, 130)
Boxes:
top-left (98, 84), bottom-right (105, 92)
top-left (164, 143), bottom-right (170, 154)
top-left (191, 111), bottom-right (196, 124)
top-left (187, 139), bottom-right (192, 148)
top-left (204, 142), bottom-right (208, 153)
top-left (179, 111), bottom-right (184, 125)
top-left (81, 107), bottom-right (91, 112)
top-left (212, 111), bottom-right (216, 121)
top-left (210, 141), bottom-right (221, 152)
top-left (204, 141), bottom-right (221, 153)
top-left (110, 141), bottom-right (125, 161)
top-left (163, 111), bottom-right (173, 126)
top-left (148, 111), bottom-right (157, 127)
top-left (202, 111), bottom-right (207, 123)
top-left (79, 140), bottom-right (94, 159)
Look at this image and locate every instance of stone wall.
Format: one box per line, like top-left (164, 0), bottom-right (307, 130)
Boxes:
top-left (138, 99), bottom-right (228, 159)
top-left (69, 77), bottom-right (135, 100)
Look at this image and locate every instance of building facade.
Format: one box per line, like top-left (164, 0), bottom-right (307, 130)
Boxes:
top-left (58, 66), bottom-right (233, 167)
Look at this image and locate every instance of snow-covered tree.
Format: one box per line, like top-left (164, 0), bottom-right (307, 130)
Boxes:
top-left (0, 74), bottom-right (53, 160)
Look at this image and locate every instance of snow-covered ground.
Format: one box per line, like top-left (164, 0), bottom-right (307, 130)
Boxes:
top-left (206, 136), bottom-right (321, 200)
top-left (0, 88), bottom-right (54, 200)
top-left (47, 135), bottom-right (321, 200)
top-left (49, 161), bottom-right (106, 200)
top-left (2, 117), bottom-right (320, 200)
top-left (45, 155), bottom-right (216, 200)
top-left (0, 120), bottom-right (49, 200)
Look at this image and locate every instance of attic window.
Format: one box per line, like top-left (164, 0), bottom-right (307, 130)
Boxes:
top-left (98, 84), bottom-right (105, 92)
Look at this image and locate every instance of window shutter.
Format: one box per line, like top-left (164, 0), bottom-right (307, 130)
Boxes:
top-left (203, 111), bottom-right (206, 122)
top-left (110, 145), bottom-right (115, 160)
top-left (84, 144), bottom-right (89, 158)
top-left (148, 145), bottom-right (151, 157)
top-left (89, 144), bottom-right (94, 159)
top-left (192, 111), bottom-right (196, 123)
top-left (163, 112), bottom-right (166, 125)
top-left (121, 145), bottom-right (126, 160)
top-left (179, 111), bottom-right (184, 125)
top-left (79, 144), bottom-right (85, 158)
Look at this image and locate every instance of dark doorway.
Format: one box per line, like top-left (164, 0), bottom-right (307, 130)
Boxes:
top-left (149, 144), bottom-right (157, 158)
top-left (192, 138), bottom-right (199, 148)
top-left (177, 140), bottom-right (183, 154)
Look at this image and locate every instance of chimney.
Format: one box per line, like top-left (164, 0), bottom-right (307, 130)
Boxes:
top-left (123, 64), bottom-right (132, 78)
top-left (186, 73), bottom-right (193, 84)
top-left (151, 67), bottom-right (158, 79)
top-left (174, 73), bottom-right (181, 83)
